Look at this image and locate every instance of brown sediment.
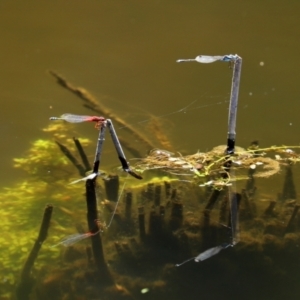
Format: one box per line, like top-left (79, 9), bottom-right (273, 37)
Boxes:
top-left (103, 199), bottom-right (116, 213)
top-left (245, 167), bottom-right (256, 195)
top-left (160, 205), bottom-right (165, 217)
top-left (125, 191), bottom-right (132, 220)
top-left (219, 193), bottom-right (229, 224)
top-left (281, 165), bottom-right (297, 201)
top-left (55, 140), bottom-right (86, 176)
top-left (201, 209), bottom-right (220, 249)
top-left (148, 209), bottom-right (157, 236)
top-left (277, 192), bottom-right (282, 202)
top-left (154, 184), bottom-right (161, 206)
top-left (170, 201), bottom-right (183, 231)
top-left (49, 70), bottom-right (155, 152)
top-left (205, 189), bottom-right (222, 211)
top-left (241, 189), bottom-right (255, 219)
top-left (202, 209), bottom-right (211, 229)
top-left (121, 242), bottom-right (134, 258)
top-left (140, 189), bottom-right (148, 204)
top-left (228, 193), bottom-right (241, 227)
top-left (284, 204), bottom-right (300, 235)
top-left (16, 204), bottom-right (53, 300)
top-left (114, 241), bottom-right (123, 256)
top-left (264, 200), bottom-right (277, 216)
top-left (103, 174), bottom-right (119, 202)
top-left (129, 237), bottom-right (139, 250)
top-left (86, 246), bottom-right (93, 265)
top-left (148, 208), bottom-right (163, 238)
top-left (164, 181), bottom-right (171, 198)
top-left (170, 188), bottom-right (177, 201)
top-left (73, 137), bottom-right (91, 172)
top-left (144, 183), bottom-right (155, 202)
top-left (138, 206), bottom-right (146, 241)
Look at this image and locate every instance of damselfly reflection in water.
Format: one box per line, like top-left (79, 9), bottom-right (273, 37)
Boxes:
top-left (175, 54), bottom-right (241, 267)
top-left (52, 182), bottom-right (126, 247)
top-left (176, 243), bottom-right (232, 267)
top-left (175, 191), bottom-right (239, 267)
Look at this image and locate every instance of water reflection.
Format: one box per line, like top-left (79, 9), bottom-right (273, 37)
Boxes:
top-left (1, 0), bottom-right (300, 299)
top-left (6, 121), bottom-right (300, 299)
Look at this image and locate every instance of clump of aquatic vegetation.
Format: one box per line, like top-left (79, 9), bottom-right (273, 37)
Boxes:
top-left (0, 121), bottom-right (101, 298)
top-left (136, 144), bottom-right (300, 189)
top-left (13, 123), bottom-right (91, 178)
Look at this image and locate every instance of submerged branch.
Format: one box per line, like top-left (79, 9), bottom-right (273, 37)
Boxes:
top-left (49, 70), bottom-right (155, 152)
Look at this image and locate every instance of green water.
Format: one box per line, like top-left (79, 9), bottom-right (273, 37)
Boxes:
top-left (1, 1), bottom-right (300, 299)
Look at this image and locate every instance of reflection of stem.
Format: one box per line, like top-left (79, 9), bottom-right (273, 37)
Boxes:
top-left (86, 178), bottom-right (113, 284)
top-left (49, 70), bottom-right (155, 152)
top-left (205, 189), bottom-right (224, 210)
top-left (55, 140), bottom-right (86, 176)
top-left (281, 165), bottom-right (297, 201)
top-left (264, 200), bottom-right (276, 216)
top-left (73, 137), bottom-right (91, 172)
top-left (16, 205), bottom-right (53, 300)
top-left (284, 204), bottom-right (300, 235)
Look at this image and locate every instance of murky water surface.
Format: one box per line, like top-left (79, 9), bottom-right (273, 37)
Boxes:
top-left (1, 1), bottom-right (300, 299)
